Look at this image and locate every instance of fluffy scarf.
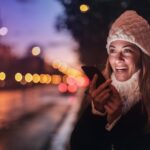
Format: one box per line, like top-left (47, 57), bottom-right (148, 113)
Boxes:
top-left (111, 70), bottom-right (141, 114)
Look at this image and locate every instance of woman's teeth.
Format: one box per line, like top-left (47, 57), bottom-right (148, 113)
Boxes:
top-left (116, 67), bottom-right (127, 72)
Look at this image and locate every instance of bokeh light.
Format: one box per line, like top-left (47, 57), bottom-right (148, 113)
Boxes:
top-left (32, 46), bottom-right (41, 56)
top-left (25, 73), bottom-right (33, 83)
top-left (68, 85), bottom-right (77, 93)
top-left (80, 4), bottom-right (90, 13)
top-left (52, 60), bottom-right (61, 69)
top-left (0, 27), bottom-right (8, 36)
top-left (45, 74), bottom-right (51, 84)
top-left (40, 74), bottom-right (48, 84)
top-left (58, 83), bottom-right (68, 93)
top-left (0, 72), bottom-right (6, 80)
top-left (32, 74), bottom-right (40, 83)
top-left (76, 76), bottom-right (89, 87)
top-left (51, 75), bottom-right (62, 84)
top-left (15, 73), bottom-right (23, 82)
top-left (66, 76), bottom-right (76, 85)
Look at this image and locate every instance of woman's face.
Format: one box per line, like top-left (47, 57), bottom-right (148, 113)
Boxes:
top-left (108, 40), bottom-right (141, 81)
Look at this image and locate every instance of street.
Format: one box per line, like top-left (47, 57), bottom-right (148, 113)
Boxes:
top-left (0, 85), bottom-right (84, 150)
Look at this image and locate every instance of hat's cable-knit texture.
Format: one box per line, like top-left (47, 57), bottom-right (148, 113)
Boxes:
top-left (106, 10), bottom-right (150, 56)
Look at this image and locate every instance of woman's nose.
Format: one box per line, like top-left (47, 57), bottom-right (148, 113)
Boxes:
top-left (115, 52), bottom-right (124, 61)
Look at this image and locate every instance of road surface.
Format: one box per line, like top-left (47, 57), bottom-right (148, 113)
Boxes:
top-left (0, 85), bottom-right (84, 150)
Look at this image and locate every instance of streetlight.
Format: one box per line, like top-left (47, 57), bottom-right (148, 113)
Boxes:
top-left (80, 4), bottom-right (90, 13)
top-left (31, 46), bottom-right (41, 56)
top-left (0, 27), bottom-right (8, 36)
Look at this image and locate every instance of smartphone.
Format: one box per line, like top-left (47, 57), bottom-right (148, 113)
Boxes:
top-left (81, 65), bottom-right (106, 88)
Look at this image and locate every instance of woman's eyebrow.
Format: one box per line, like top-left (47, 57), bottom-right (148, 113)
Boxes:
top-left (122, 44), bottom-right (134, 48)
top-left (109, 45), bottom-right (115, 48)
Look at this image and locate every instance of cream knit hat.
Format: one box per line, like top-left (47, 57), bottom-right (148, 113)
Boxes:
top-left (106, 10), bottom-right (150, 56)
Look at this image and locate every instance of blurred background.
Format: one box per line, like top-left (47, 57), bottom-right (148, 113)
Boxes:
top-left (0, 0), bottom-right (150, 150)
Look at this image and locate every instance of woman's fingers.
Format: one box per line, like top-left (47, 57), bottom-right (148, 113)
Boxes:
top-left (89, 77), bottom-right (112, 109)
top-left (94, 88), bottom-right (111, 103)
top-left (93, 90), bottom-right (110, 109)
top-left (104, 101), bottom-right (121, 124)
top-left (110, 85), bottom-right (120, 97)
top-left (110, 85), bottom-right (122, 107)
top-left (104, 96), bottom-right (123, 124)
top-left (89, 74), bottom-right (98, 94)
top-left (104, 104), bottom-right (113, 114)
top-left (91, 79), bottom-right (112, 98)
top-left (106, 100), bottom-right (118, 112)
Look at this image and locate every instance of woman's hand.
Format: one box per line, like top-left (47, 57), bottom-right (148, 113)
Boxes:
top-left (104, 85), bottom-right (123, 124)
top-left (89, 74), bottom-right (112, 113)
top-left (88, 74), bottom-right (123, 124)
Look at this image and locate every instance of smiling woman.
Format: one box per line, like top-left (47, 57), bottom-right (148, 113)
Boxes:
top-left (70, 10), bottom-right (150, 150)
top-left (108, 40), bottom-right (141, 81)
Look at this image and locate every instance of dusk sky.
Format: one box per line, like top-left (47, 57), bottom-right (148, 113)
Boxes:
top-left (0, 0), bottom-right (80, 66)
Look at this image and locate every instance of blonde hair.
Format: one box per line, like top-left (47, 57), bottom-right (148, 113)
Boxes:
top-left (139, 53), bottom-right (150, 128)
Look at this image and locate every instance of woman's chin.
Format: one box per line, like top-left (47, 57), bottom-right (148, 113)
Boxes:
top-left (115, 74), bottom-right (130, 82)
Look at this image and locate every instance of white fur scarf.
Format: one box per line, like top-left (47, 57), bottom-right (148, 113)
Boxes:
top-left (111, 70), bottom-right (141, 114)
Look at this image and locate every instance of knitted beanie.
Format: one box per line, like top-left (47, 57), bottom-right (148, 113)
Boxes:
top-left (106, 10), bottom-right (150, 56)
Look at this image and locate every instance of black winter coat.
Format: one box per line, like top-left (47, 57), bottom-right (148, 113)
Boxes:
top-left (70, 101), bottom-right (150, 150)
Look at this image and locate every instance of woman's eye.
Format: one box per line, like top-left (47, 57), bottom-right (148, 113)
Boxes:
top-left (123, 49), bottom-right (133, 53)
top-left (109, 49), bottom-right (116, 53)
